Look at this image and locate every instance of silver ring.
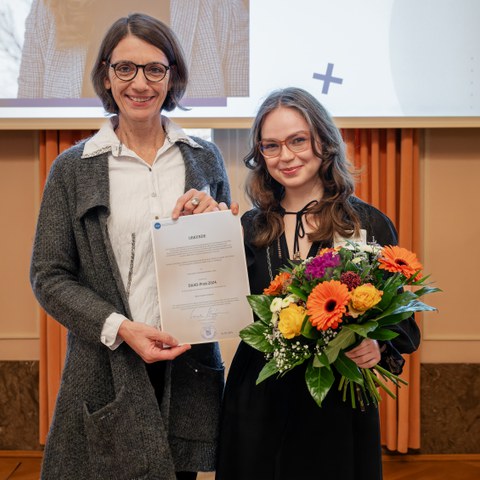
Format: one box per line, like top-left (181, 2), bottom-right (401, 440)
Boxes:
top-left (191, 196), bottom-right (200, 206)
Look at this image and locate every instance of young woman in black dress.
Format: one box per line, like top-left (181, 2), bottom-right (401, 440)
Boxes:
top-left (216, 87), bottom-right (420, 480)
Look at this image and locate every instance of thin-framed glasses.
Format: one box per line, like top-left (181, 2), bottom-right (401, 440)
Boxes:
top-left (258, 131), bottom-right (311, 158)
top-left (109, 61), bottom-right (170, 82)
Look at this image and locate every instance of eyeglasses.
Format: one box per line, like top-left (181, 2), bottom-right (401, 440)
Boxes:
top-left (109, 61), bottom-right (170, 82)
top-left (258, 131), bottom-right (311, 158)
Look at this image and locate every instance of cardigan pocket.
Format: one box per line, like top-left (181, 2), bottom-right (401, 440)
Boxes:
top-left (83, 385), bottom-right (149, 480)
top-left (169, 355), bottom-right (225, 441)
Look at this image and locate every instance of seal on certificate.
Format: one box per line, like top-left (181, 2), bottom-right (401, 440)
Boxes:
top-left (201, 324), bottom-right (216, 340)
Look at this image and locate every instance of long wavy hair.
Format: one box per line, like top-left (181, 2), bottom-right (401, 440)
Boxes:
top-left (244, 87), bottom-right (360, 247)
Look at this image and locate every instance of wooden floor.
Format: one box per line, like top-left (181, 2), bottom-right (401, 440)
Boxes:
top-left (1, 452), bottom-right (479, 479)
top-left (382, 454), bottom-right (480, 480)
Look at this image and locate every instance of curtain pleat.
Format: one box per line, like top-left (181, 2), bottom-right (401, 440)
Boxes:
top-left (38, 127), bottom-right (421, 453)
top-left (342, 128), bottom-right (421, 453)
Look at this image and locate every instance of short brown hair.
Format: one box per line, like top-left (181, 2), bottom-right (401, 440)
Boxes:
top-left (91, 13), bottom-right (188, 114)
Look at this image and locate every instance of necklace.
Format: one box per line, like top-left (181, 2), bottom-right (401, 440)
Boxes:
top-left (266, 200), bottom-right (321, 282)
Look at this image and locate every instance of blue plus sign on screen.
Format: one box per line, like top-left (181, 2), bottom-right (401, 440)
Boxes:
top-left (313, 63), bottom-right (343, 94)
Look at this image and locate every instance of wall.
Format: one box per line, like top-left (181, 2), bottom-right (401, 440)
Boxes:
top-left (421, 128), bottom-right (480, 363)
top-left (0, 128), bottom-right (479, 453)
top-left (0, 131), bottom-right (39, 361)
top-left (419, 128), bottom-right (480, 453)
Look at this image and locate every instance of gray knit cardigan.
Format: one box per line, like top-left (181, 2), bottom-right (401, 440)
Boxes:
top-left (30, 136), bottom-right (231, 480)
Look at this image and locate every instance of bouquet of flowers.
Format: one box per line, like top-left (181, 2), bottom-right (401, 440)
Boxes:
top-left (240, 243), bottom-right (439, 408)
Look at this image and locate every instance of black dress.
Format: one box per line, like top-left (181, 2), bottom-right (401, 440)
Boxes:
top-left (216, 198), bottom-right (421, 480)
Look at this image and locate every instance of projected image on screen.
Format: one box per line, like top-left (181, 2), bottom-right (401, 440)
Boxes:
top-left (2, 0), bottom-right (249, 106)
top-left (389, 0), bottom-right (480, 116)
top-left (1, 0), bottom-right (479, 120)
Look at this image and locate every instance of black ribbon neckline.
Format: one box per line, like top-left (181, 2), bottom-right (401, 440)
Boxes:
top-left (281, 200), bottom-right (318, 259)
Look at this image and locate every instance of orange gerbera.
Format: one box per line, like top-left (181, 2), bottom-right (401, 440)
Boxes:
top-left (317, 247), bottom-right (341, 257)
top-left (378, 245), bottom-right (423, 280)
top-left (263, 272), bottom-right (291, 295)
top-left (306, 280), bottom-right (350, 331)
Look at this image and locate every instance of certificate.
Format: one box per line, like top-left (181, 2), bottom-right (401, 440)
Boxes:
top-left (151, 210), bottom-right (252, 344)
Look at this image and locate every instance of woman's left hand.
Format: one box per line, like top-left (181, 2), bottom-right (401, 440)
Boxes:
top-left (344, 338), bottom-right (381, 369)
top-left (171, 188), bottom-right (239, 219)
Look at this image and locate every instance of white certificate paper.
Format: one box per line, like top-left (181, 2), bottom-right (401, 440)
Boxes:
top-left (151, 210), bottom-right (252, 344)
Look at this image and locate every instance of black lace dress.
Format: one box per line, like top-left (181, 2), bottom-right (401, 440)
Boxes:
top-left (216, 198), bottom-right (421, 480)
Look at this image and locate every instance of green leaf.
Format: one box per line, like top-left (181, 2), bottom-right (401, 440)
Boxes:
top-left (334, 351), bottom-right (363, 385)
top-left (386, 289), bottom-right (418, 307)
top-left (376, 300), bottom-right (437, 327)
top-left (373, 291), bottom-right (433, 322)
top-left (305, 360), bottom-right (335, 407)
top-left (256, 358), bottom-right (279, 384)
top-left (376, 275), bottom-right (405, 309)
top-left (239, 321), bottom-right (273, 353)
top-left (301, 315), bottom-right (318, 339)
top-left (376, 312), bottom-right (414, 327)
top-left (367, 328), bottom-right (399, 341)
top-left (324, 329), bottom-right (356, 364)
top-left (288, 285), bottom-right (308, 302)
top-left (344, 321), bottom-right (378, 338)
top-left (313, 352), bottom-right (330, 368)
top-left (412, 285), bottom-right (442, 297)
top-left (246, 294), bottom-right (274, 324)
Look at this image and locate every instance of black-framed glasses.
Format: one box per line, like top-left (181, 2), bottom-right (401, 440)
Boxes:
top-left (258, 131), bottom-right (311, 158)
top-left (109, 61), bottom-right (170, 82)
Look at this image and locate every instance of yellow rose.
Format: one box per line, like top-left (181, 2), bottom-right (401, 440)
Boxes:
top-left (348, 284), bottom-right (383, 318)
top-left (278, 304), bottom-right (306, 339)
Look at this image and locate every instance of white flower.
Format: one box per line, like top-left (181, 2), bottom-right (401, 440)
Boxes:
top-left (358, 244), bottom-right (381, 254)
top-left (281, 294), bottom-right (298, 308)
top-left (341, 241), bottom-right (381, 254)
top-left (270, 298), bottom-right (283, 313)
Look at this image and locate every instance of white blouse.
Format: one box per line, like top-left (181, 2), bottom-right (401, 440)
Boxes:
top-left (82, 117), bottom-right (200, 349)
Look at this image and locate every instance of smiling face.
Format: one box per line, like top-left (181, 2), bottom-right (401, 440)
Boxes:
top-left (260, 107), bottom-right (324, 196)
top-left (104, 35), bottom-right (170, 126)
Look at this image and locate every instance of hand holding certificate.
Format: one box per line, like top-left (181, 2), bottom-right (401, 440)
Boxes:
top-left (151, 210), bottom-right (252, 344)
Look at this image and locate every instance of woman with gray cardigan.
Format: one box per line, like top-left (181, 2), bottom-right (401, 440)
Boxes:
top-left (30, 13), bottom-right (235, 480)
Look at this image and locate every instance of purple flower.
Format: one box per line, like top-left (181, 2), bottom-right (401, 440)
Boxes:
top-left (305, 252), bottom-right (340, 280)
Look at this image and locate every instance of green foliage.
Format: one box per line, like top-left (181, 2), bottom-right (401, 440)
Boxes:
top-left (239, 242), bottom-right (439, 409)
top-left (256, 359), bottom-right (279, 384)
top-left (246, 294), bottom-right (273, 324)
top-left (305, 360), bottom-right (335, 407)
top-left (239, 321), bottom-right (273, 353)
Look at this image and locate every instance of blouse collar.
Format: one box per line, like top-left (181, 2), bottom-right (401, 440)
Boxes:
top-left (82, 115), bottom-right (201, 159)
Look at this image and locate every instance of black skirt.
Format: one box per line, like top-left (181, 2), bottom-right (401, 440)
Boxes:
top-left (216, 341), bottom-right (382, 480)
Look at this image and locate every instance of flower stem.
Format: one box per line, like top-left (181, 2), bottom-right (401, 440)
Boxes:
top-left (342, 379), bottom-right (348, 403)
top-left (375, 364), bottom-right (409, 386)
top-left (363, 369), bottom-right (382, 403)
top-left (369, 370), bottom-right (397, 399)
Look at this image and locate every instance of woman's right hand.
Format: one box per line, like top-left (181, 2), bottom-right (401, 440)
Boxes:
top-left (171, 189), bottom-right (240, 219)
top-left (344, 338), bottom-right (381, 369)
top-left (118, 320), bottom-right (191, 363)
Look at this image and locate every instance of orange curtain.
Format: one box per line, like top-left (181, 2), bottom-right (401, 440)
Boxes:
top-left (38, 130), bottom-right (94, 444)
top-left (38, 128), bottom-right (421, 453)
top-left (342, 128), bottom-right (421, 453)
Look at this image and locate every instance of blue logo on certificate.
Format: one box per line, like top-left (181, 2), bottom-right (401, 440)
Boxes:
top-left (201, 324), bottom-right (216, 340)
